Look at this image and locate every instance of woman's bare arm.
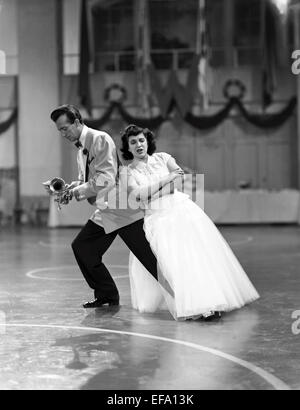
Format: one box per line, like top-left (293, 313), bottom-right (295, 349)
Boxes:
top-left (120, 167), bottom-right (183, 202)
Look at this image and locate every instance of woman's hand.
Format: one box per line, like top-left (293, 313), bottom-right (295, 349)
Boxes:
top-left (169, 168), bottom-right (184, 181)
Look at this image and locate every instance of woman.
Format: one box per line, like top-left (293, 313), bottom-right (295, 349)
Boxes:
top-left (119, 124), bottom-right (259, 321)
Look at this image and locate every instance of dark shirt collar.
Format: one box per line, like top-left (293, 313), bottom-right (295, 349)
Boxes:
top-left (75, 125), bottom-right (88, 149)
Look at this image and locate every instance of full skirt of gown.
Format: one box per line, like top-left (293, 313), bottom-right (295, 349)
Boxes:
top-left (129, 191), bottom-right (259, 320)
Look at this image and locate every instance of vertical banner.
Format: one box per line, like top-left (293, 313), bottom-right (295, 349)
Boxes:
top-left (135, 0), bottom-right (152, 115)
top-left (196, 0), bottom-right (210, 111)
top-left (78, 0), bottom-right (92, 116)
top-left (262, 0), bottom-right (277, 109)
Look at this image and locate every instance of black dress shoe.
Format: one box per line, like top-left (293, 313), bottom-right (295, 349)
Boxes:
top-left (203, 311), bottom-right (222, 321)
top-left (83, 298), bottom-right (119, 308)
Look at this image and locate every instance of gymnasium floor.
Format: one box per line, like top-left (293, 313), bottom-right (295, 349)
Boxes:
top-left (0, 225), bottom-right (299, 390)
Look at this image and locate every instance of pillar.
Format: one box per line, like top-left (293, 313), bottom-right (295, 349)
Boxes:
top-left (17, 0), bottom-right (61, 201)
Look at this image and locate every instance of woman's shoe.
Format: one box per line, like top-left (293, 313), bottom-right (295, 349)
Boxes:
top-left (203, 311), bottom-right (222, 321)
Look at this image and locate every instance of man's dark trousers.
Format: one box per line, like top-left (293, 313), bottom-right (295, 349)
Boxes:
top-left (72, 218), bottom-right (158, 300)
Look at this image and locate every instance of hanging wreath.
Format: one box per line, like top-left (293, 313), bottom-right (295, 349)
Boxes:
top-left (223, 79), bottom-right (246, 100)
top-left (104, 83), bottom-right (127, 104)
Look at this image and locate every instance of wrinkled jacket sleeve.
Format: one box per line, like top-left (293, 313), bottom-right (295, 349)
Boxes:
top-left (74, 134), bottom-right (117, 201)
top-left (77, 151), bottom-right (84, 182)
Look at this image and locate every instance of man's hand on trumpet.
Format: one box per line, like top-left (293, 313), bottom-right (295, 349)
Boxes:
top-left (53, 189), bottom-right (74, 209)
top-left (43, 177), bottom-right (79, 210)
top-left (61, 181), bottom-right (83, 205)
top-left (66, 180), bottom-right (82, 190)
top-left (57, 190), bottom-right (73, 205)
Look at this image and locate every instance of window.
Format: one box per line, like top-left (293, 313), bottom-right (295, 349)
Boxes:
top-left (92, 0), bottom-right (198, 71)
top-left (149, 0), bottom-right (198, 69)
top-left (206, 0), bottom-right (227, 66)
top-left (207, 0), bottom-right (263, 67)
top-left (233, 0), bottom-right (263, 65)
top-left (62, 0), bottom-right (266, 74)
top-left (92, 0), bottom-right (135, 71)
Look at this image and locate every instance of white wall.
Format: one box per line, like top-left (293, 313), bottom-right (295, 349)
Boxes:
top-left (0, 0), bottom-right (18, 75)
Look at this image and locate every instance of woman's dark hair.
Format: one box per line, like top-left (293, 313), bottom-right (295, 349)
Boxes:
top-left (120, 124), bottom-right (156, 160)
top-left (50, 104), bottom-right (83, 124)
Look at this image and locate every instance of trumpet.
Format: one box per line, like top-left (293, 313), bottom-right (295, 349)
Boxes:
top-left (43, 177), bottom-right (73, 210)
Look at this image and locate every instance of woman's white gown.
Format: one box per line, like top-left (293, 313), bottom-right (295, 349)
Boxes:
top-left (124, 153), bottom-right (259, 320)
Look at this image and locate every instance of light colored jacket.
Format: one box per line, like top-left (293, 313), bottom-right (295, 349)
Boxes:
top-left (75, 126), bottom-right (144, 233)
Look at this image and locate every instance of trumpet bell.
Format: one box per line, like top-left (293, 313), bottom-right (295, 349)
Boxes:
top-left (43, 177), bottom-right (66, 193)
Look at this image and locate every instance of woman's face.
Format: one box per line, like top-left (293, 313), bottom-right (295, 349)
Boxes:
top-left (128, 133), bottom-right (148, 160)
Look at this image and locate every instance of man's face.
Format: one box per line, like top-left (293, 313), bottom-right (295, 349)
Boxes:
top-left (55, 114), bottom-right (81, 143)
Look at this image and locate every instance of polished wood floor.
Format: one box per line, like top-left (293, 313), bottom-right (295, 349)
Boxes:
top-left (0, 225), bottom-right (299, 390)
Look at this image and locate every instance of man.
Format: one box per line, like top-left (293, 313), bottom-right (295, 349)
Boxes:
top-left (49, 104), bottom-right (158, 308)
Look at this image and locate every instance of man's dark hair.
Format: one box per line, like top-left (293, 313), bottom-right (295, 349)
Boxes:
top-left (120, 124), bottom-right (156, 160)
top-left (50, 104), bottom-right (83, 124)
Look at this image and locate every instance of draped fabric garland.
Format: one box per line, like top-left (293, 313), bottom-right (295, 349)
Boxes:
top-left (235, 97), bottom-right (297, 129)
top-left (85, 93), bottom-right (297, 131)
top-left (0, 108), bottom-right (18, 136)
top-left (0, 94), bottom-right (295, 136)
